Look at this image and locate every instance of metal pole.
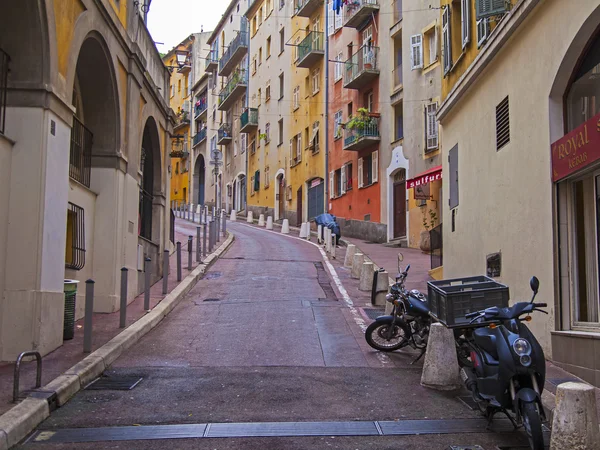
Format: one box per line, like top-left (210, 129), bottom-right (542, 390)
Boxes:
top-left (203, 222), bottom-right (207, 257)
top-left (216, 216), bottom-right (221, 242)
top-left (119, 268), bottom-right (128, 328)
top-left (196, 226), bottom-right (201, 262)
top-left (84, 279), bottom-right (94, 353)
top-left (144, 257), bottom-right (151, 311)
top-left (223, 211), bottom-right (227, 234)
top-left (188, 235), bottom-right (193, 270)
top-left (162, 250), bottom-right (169, 295)
top-left (176, 242), bottom-right (182, 281)
top-left (209, 221), bottom-right (214, 252)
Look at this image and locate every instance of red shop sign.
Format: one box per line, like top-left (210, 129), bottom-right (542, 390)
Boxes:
top-left (551, 111), bottom-right (600, 182)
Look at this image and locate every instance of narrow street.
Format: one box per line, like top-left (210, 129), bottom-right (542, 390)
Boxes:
top-left (18, 223), bottom-right (531, 449)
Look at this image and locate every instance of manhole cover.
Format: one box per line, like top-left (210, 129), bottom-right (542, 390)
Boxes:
top-left (85, 376), bottom-right (143, 391)
top-left (204, 272), bottom-right (222, 280)
top-left (362, 308), bottom-right (385, 320)
top-left (203, 298), bottom-right (221, 302)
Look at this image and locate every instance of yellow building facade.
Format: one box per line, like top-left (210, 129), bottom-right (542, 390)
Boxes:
top-left (164, 38), bottom-right (193, 204)
top-left (287, 0), bottom-right (327, 225)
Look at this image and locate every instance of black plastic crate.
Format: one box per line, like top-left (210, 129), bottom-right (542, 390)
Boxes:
top-left (427, 276), bottom-right (509, 327)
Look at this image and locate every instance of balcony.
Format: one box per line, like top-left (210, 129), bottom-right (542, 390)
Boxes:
top-left (343, 116), bottom-right (380, 151)
top-left (217, 123), bottom-right (232, 145)
top-left (193, 128), bottom-right (207, 148)
top-left (343, 0), bottom-right (380, 29)
top-left (174, 110), bottom-right (190, 131)
top-left (294, 0), bottom-right (321, 18)
top-left (218, 31), bottom-right (249, 77)
top-left (240, 107), bottom-right (258, 133)
top-left (296, 32), bottom-right (324, 69)
top-left (205, 50), bottom-right (218, 71)
top-left (343, 45), bottom-right (380, 90)
top-left (218, 69), bottom-right (248, 111)
top-left (194, 96), bottom-right (208, 121)
top-left (170, 150), bottom-right (190, 159)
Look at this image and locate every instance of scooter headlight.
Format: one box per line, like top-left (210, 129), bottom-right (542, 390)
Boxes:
top-left (513, 338), bottom-right (532, 356)
top-left (520, 355), bottom-right (532, 367)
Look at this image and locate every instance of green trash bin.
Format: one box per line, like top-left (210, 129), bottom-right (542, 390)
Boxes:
top-left (63, 280), bottom-right (80, 340)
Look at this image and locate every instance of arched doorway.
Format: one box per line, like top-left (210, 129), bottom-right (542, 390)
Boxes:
top-left (193, 154), bottom-right (206, 205)
top-left (139, 118), bottom-right (161, 242)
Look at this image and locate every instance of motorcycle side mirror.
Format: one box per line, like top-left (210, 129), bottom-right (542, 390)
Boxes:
top-left (530, 276), bottom-right (539, 294)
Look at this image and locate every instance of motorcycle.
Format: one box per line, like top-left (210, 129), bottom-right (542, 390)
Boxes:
top-left (364, 254), bottom-right (431, 364)
top-left (458, 276), bottom-right (548, 450)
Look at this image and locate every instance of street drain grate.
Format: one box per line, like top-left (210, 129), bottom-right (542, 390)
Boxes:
top-left (203, 298), bottom-right (221, 302)
top-left (313, 262), bottom-right (338, 300)
top-left (85, 376), bottom-right (143, 391)
top-left (204, 272), bottom-right (222, 280)
top-left (362, 308), bottom-right (385, 321)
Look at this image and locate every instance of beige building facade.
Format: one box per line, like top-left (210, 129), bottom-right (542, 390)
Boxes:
top-left (439, 0), bottom-right (600, 385)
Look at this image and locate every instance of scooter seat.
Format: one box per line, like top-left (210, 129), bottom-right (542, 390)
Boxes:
top-left (473, 327), bottom-right (499, 360)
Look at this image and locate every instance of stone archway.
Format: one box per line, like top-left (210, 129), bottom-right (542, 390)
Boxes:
top-left (139, 117), bottom-right (162, 243)
top-left (193, 154), bottom-right (206, 205)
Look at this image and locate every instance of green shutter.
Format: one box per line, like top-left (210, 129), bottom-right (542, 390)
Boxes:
top-left (476, 0), bottom-right (507, 20)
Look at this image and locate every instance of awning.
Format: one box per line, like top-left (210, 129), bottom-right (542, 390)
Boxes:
top-left (406, 165), bottom-right (442, 189)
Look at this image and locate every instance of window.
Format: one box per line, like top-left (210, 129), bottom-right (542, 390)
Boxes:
top-left (65, 202), bottom-right (85, 270)
top-left (259, 47), bottom-right (263, 65)
top-left (442, 6), bottom-right (452, 74)
top-left (394, 102), bottom-right (404, 141)
top-left (496, 96), bottom-right (510, 150)
top-left (279, 73), bottom-right (284, 100)
top-left (331, 169), bottom-right (341, 198)
top-left (290, 134), bottom-right (302, 166)
top-left (241, 133), bottom-right (247, 153)
top-left (461, 0), bottom-right (471, 49)
top-left (305, 75), bottom-right (310, 97)
top-left (258, 7), bottom-right (263, 25)
top-left (358, 151), bottom-right (378, 188)
top-left (184, 75), bottom-right (189, 97)
top-left (266, 36), bottom-right (272, 58)
top-left (170, 85), bottom-right (174, 98)
top-left (311, 121), bottom-right (320, 153)
top-left (264, 166), bottom-right (270, 188)
top-left (365, 91), bottom-right (374, 112)
top-left (265, 122), bottom-right (271, 143)
top-left (296, 133), bottom-right (302, 162)
top-left (250, 138), bottom-right (256, 155)
top-left (252, 17), bottom-right (257, 36)
top-left (344, 163), bottom-right (353, 191)
top-left (279, 28), bottom-right (285, 54)
top-left (477, 18), bottom-right (490, 47)
top-left (258, 88), bottom-right (262, 106)
top-left (449, 144), bottom-right (459, 209)
top-left (334, 110), bottom-right (343, 139)
top-left (334, 52), bottom-right (343, 81)
top-left (476, 0), bottom-right (507, 20)
top-left (293, 86), bottom-right (300, 109)
top-left (423, 26), bottom-right (438, 67)
top-left (278, 119), bottom-right (284, 145)
top-left (267, 0), bottom-right (272, 15)
top-left (410, 34), bottom-right (423, 70)
top-left (335, 2), bottom-right (343, 30)
top-left (265, 80), bottom-right (271, 101)
top-left (252, 56), bottom-right (257, 75)
top-left (348, 102), bottom-right (353, 118)
top-left (311, 68), bottom-right (320, 94)
top-left (425, 102), bottom-right (439, 151)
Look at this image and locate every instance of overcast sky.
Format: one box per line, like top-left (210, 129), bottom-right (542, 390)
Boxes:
top-left (147, 0), bottom-right (225, 53)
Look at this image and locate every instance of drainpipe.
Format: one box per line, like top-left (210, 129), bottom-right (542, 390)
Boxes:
top-left (324, 0), bottom-right (330, 213)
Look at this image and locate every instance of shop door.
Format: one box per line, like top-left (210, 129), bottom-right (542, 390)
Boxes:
top-left (296, 186), bottom-right (303, 226)
top-left (393, 181), bottom-right (406, 238)
top-left (308, 179), bottom-right (324, 220)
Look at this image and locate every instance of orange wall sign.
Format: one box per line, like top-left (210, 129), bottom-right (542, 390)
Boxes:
top-left (551, 112), bottom-right (600, 182)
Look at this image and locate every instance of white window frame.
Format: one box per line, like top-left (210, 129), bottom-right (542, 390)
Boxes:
top-left (371, 150), bottom-right (378, 183)
top-left (410, 34), bottom-right (423, 70)
top-left (358, 157), bottom-right (364, 188)
top-left (329, 171), bottom-right (334, 199)
top-left (293, 86), bottom-right (300, 110)
top-left (311, 68), bottom-right (320, 94)
top-left (334, 110), bottom-right (343, 139)
top-left (311, 121), bottom-right (319, 152)
top-left (265, 80), bottom-right (271, 101)
top-left (241, 133), bottom-right (247, 154)
top-left (461, 0), bottom-right (470, 49)
top-left (340, 166), bottom-right (346, 195)
top-left (443, 6), bottom-right (452, 75)
top-left (334, 52), bottom-right (343, 81)
top-left (265, 122), bottom-right (271, 144)
top-left (296, 133), bottom-right (302, 162)
top-left (477, 18), bottom-right (490, 47)
top-left (428, 27), bottom-right (438, 65)
top-left (328, 1), bottom-right (334, 36)
top-left (425, 102), bottom-right (439, 150)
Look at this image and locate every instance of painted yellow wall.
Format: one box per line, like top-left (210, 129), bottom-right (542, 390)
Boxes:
top-left (54, 0), bottom-right (86, 77)
top-left (108, 0), bottom-right (128, 28)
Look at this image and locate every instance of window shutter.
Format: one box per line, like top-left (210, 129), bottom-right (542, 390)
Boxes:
top-left (410, 35), bottom-right (423, 70)
top-left (371, 151), bottom-right (378, 183)
top-left (341, 166), bottom-right (346, 195)
top-left (289, 139), bottom-right (294, 163)
top-left (461, 0), bottom-right (470, 49)
top-left (449, 145), bottom-right (459, 208)
top-left (477, 18), bottom-right (490, 47)
top-left (358, 157), bottom-right (364, 188)
top-left (442, 6), bottom-right (452, 74)
top-left (476, 0), bottom-right (507, 20)
top-left (329, 171), bottom-right (334, 199)
top-left (241, 133), bottom-right (247, 153)
top-left (297, 134), bottom-right (302, 161)
top-left (425, 103), bottom-right (439, 150)
top-left (328, 2), bottom-right (334, 36)
top-left (335, 7), bottom-right (342, 29)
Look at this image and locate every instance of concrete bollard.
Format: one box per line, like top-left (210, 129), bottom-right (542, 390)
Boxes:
top-left (351, 253), bottom-right (364, 279)
top-left (317, 225), bottom-right (323, 243)
top-left (325, 228), bottom-right (332, 253)
top-left (299, 222), bottom-right (308, 238)
top-left (331, 235), bottom-right (336, 259)
top-left (230, 209), bottom-right (237, 221)
top-left (281, 219), bottom-right (290, 234)
top-left (196, 204), bottom-right (201, 215)
top-left (344, 244), bottom-right (357, 268)
top-left (550, 382), bottom-right (600, 450)
top-left (420, 323), bottom-right (462, 390)
top-left (375, 271), bottom-right (390, 307)
top-left (305, 222), bottom-right (311, 241)
top-left (258, 214), bottom-right (265, 227)
top-left (359, 262), bottom-right (375, 291)
top-left (266, 216), bottom-right (273, 230)
top-left (247, 211), bottom-right (253, 223)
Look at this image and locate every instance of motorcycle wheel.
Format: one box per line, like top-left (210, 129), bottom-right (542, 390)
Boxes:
top-left (365, 321), bottom-right (408, 352)
top-left (520, 402), bottom-right (544, 450)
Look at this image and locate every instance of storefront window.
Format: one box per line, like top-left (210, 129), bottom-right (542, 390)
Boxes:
top-left (567, 32), bottom-right (600, 132)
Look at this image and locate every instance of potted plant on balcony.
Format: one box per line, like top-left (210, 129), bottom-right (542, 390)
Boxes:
top-left (344, 108), bottom-right (374, 138)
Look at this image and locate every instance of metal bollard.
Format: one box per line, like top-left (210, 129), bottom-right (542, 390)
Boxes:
top-left (144, 257), bottom-right (151, 311)
top-left (176, 242), bottom-right (182, 282)
top-left (209, 221), bottom-right (214, 252)
top-left (162, 250), bottom-right (169, 295)
top-left (203, 222), bottom-right (207, 257)
top-left (216, 217), bottom-right (221, 242)
top-left (188, 236), bottom-right (193, 270)
top-left (13, 351), bottom-right (42, 403)
top-left (196, 227), bottom-right (201, 262)
top-left (119, 268), bottom-right (128, 328)
top-left (223, 213), bottom-right (227, 234)
top-left (332, 235), bottom-right (336, 259)
top-left (84, 279), bottom-right (94, 353)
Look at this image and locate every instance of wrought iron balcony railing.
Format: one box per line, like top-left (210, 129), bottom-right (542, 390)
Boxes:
top-left (205, 50), bottom-right (218, 71)
top-left (218, 31), bottom-right (249, 77)
top-left (193, 128), bottom-right (207, 147)
top-left (240, 107), bottom-right (258, 133)
top-left (296, 31), bottom-right (324, 68)
top-left (343, 45), bottom-right (380, 89)
top-left (343, 0), bottom-right (380, 28)
top-left (217, 123), bottom-right (232, 144)
top-left (194, 97), bottom-right (208, 119)
top-left (343, 117), bottom-right (380, 151)
top-left (218, 69), bottom-right (248, 111)
top-left (294, 0), bottom-right (321, 17)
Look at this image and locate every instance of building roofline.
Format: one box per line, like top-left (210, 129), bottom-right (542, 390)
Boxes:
top-left (245, 0), bottom-right (261, 18)
top-left (207, 0), bottom-right (239, 45)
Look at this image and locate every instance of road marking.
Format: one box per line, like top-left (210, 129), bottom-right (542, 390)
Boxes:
top-left (235, 223), bottom-right (391, 365)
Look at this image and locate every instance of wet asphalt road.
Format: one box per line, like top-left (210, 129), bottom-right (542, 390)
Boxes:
top-left (17, 222), bottom-right (532, 449)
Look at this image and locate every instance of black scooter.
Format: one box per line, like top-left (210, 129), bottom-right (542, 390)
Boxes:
top-left (459, 276), bottom-right (548, 450)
